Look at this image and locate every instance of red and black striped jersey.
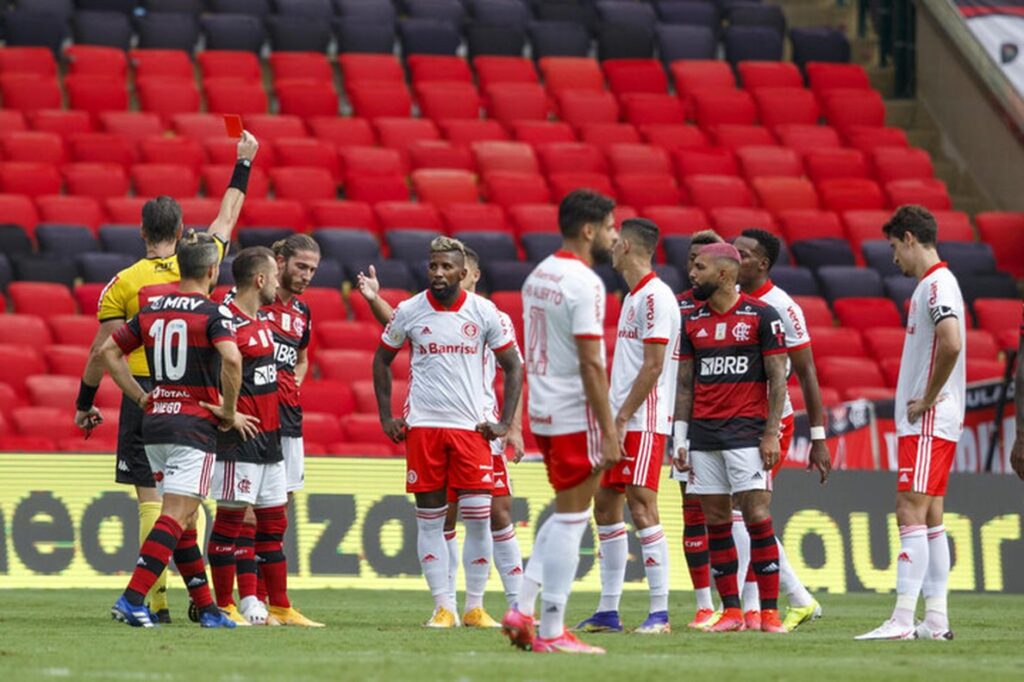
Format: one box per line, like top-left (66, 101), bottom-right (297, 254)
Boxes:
top-left (678, 288), bottom-right (697, 316)
top-left (679, 294), bottom-right (787, 450)
top-left (216, 301), bottom-right (282, 464)
top-left (113, 291), bottom-right (237, 452)
top-left (262, 294), bottom-right (311, 438)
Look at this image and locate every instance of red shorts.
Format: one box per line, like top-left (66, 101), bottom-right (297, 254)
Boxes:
top-left (602, 432), bottom-right (667, 492)
top-left (771, 414), bottom-right (797, 479)
top-left (535, 431), bottom-right (600, 492)
top-left (447, 452), bottom-right (511, 503)
top-left (897, 434), bottom-right (957, 496)
top-left (405, 427), bottom-right (494, 494)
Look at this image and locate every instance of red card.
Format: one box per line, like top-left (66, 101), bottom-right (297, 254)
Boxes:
top-left (223, 114), bottom-right (243, 138)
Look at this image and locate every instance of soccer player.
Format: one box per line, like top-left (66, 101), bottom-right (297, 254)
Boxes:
top-left (74, 131), bottom-right (258, 622)
top-left (502, 190), bottom-right (621, 655)
top-left (673, 229), bottom-right (724, 629)
top-left (356, 250), bottom-right (526, 626)
top-left (373, 237), bottom-right (523, 628)
top-left (1011, 306), bottom-right (1024, 481)
top-left (206, 247), bottom-right (324, 628)
top-left (575, 218), bottom-right (680, 635)
top-left (673, 242), bottom-right (790, 634)
top-left (856, 206), bottom-right (966, 641)
top-left (102, 231), bottom-right (258, 629)
top-left (734, 228), bottom-right (831, 631)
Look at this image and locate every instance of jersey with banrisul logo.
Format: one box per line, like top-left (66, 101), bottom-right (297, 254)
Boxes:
top-left (679, 294), bottom-right (787, 450)
top-left (262, 294), bottom-right (311, 438)
top-left (749, 279), bottom-right (811, 419)
top-left (216, 301), bottom-right (282, 464)
top-left (112, 292), bottom-right (237, 452)
top-left (381, 288), bottom-right (515, 430)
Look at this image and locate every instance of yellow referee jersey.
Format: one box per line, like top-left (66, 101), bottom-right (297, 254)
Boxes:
top-left (97, 236), bottom-right (227, 377)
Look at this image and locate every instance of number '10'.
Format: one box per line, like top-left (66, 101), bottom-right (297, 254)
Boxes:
top-left (148, 318), bottom-right (188, 381)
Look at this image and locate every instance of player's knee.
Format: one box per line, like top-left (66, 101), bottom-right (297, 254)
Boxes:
top-left (490, 505), bottom-right (513, 530)
top-left (736, 493), bottom-right (771, 524)
top-left (895, 492), bottom-right (928, 525)
top-left (593, 489), bottom-right (623, 525)
top-left (243, 505), bottom-right (257, 525)
top-left (625, 491), bottom-right (659, 528)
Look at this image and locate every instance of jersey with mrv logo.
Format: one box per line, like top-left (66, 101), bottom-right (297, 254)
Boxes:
top-left (679, 294), bottom-right (787, 450)
top-left (112, 292), bottom-right (237, 452)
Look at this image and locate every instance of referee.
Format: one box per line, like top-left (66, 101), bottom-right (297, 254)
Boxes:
top-left (74, 130), bottom-right (259, 623)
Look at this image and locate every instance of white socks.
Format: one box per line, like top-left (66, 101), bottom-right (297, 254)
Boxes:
top-left (638, 524), bottom-right (670, 614)
top-left (492, 524), bottom-right (523, 607)
top-left (518, 517), bottom-right (552, 617)
top-left (893, 525), bottom-right (929, 627)
top-left (539, 510), bottom-right (590, 639)
top-left (596, 522), bottom-right (627, 612)
top-left (416, 506), bottom-right (451, 610)
top-left (777, 537), bottom-right (814, 608)
top-left (444, 529), bottom-right (458, 610)
top-left (732, 515), bottom-right (758, 610)
top-left (922, 525), bottom-right (950, 630)
top-left (458, 495), bottom-right (493, 613)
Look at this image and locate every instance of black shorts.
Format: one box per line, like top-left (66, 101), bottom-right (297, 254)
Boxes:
top-left (115, 376), bottom-right (155, 487)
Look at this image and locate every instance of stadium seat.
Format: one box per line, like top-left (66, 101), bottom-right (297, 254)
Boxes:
top-left (454, 231), bottom-right (518, 263)
top-left (346, 81), bottom-right (413, 119)
top-left (98, 223), bottom-right (145, 257)
top-left (100, 112), bottom-right (167, 145)
top-left (2, 131), bottom-right (65, 165)
top-left (538, 57), bottom-right (605, 95)
top-left (960, 272), bottom-right (1020, 303)
top-left (332, 18), bottom-right (396, 55)
top-left (36, 195), bottom-right (106, 234)
top-left (397, 17), bottom-right (461, 57)
top-left (0, 313), bottom-right (53, 346)
top-left (408, 140), bottom-right (475, 172)
top-left (299, 379), bottom-right (356, 419)
top-left (597, 23), bottom-right (656, 61)
top-left (791, 239), bottom-right (857, 271)
top-left (536, 142), bottom-right (607, 176)
top-left (276, 138), bottom-right (342, 183)
top-left (482, 172), bottom-right (551, 208)
top-left (415, 82), bottom-right (482, 121)
top-left (339, 146), bottom-right (405, 181)
top-left (737, 147), bottom-right (803, 179)
top-left (483, 260), bottom-right (534, 292)
top-left (197, 49), bottom-right (261, 81)
top-left (685, 175), bottom-right (754, 210)
top-left (507, 204), bottom-right (558, 235)
top-left (710, 208), bottom-right (777, 239)
top-left (614, 174), bottom-right (681, 211)
top-left (885, 179), bottom-right (952, 211)
top-left (410, 170), bottom-right (479, 208)
top-left (712, 124), bottom-right (776, 150)
top-left (310, 117), bottom-right (376, 148)
top-left (204, 80), bottom-right (268, 115)
top-left (36, 224), bottom-right (99, 256)
top-left (68, 132), bottom-right (135, 169)
top-left (64, 74), bottom-right (129, 121)
top-left (345, 175), bottom-right (410, 204)
top-left (833, 297), bottom-right (903, 328)
top-left (308, 200), bottom-right (377, 232)
top-left (0, 75), bottom-right (62, 112)
top-left (302, 412), bottom-right (345, 448)
top-left (407, 54), bottom-right (473, 84)
top-left (473, 57), bottom-right (534, 85)
top-left (270, 167), bottom-right (337, 204)
top-left (339, 413), bottom-right (402, 452)
top-left (805, 326), bottom-right (867, 359)
top-left (820, 89), bottom-right (885, 131)
top-left (65, 44), bottom-right (128, 76)
top-left (669, 60), bottom-right (735, 98)
top-left (753, 87), bottom-right (820, 129)
top-left (602, 59), bottom-right (668, 95)
top-left (528, 20), bottom-right (591, 59)
top-left (0, 46), bottom-right (58, 77)
top-left (620, 93), bottom-right (687, 127)
top-left (437, 202), bottom-right (505, 234)
top-left (817, 266), bottom-right (885, 301)
top-left (0, 162), bottom-right (62, 198)
top-left (724, 25), bottom-right (784, 63)
top-left (975, 212), bottom-right (1024, 278)
top-left (46, 341), bottom-right (90, 379)
top-left (967, 359), bottom-right (1007, 383)
top-left (973, 298), bottom-right (1023, 336)
top-left (521, 232), bottom-right (561, 262)
top-left (239, 198), bottom-right (306, 231)
top-left (752, 177), bottom-right (819, 213)
top-left (375, 201), bottom-right (443, 233)
top-left (298, 286), bottom-right (347, 323)
top-left (765, 266), bottom-right (817, 297)
top-left (804, 148), bottom-right (871, 183)
top-left (317, 349), bottom-right (373, 383)
top-left (939, 242), bottom-right (996, 276)
top-left (23, 110), bottom-right (86, 141)
top-left (485, 83), bottom-right (549, 126)
top-left (202, 165), bottom-right (269, 198)
top-left (556, 89), bottom-right (621, 128)
top-left (845, 126), bottom-right (910, 153)
top-left (440, 119), bottom-right (510, 146)
top-left (131, 164), bottom-right (199, 199)
top-left (674, 148), bottom-right (739, 178)
top-left (792, 28), bottom-right (853, 68)
top-left (549, 172), bottom-right (615, 200)
top-left (929, 211), bottom-right (975, 242)
top-left (201, 13), bottom-right (267, 52)
top-left (276, 81), bottom-right (340, 119)
top-left (778, 209), bottom-right (845, 244)
top-left (316, 320), bottom-right (380, 352)
top-left (872, 148), bottom-right (934, 184)
top-left (738, 61), bottom-right (803, 90)
top-left (643, 206), bottom-right (710, 237)
top-left (692, 90), bottom-right (757, 128)
top-left (269, 50), bottom-right (332, 83)
top-left (607, 144), bottom-right (673, 176)
top-left (171, 113), bottom-right (230, 141)
top-left (861, 327), bottom-right (905, 363)
top-left (818, 178), bottom-right (885, 213)
top-left (580, 123), bottom-right (642, 148)
top-left (0, 344), bottom-right (46, 398)
top-left (792, 295), bottom-right (833, 327)
top-left (806, 63), bottom-right (871, 93)
top-left (964, 329), bottom-right (1001, 362)
top-left (775, 124), bottom-right (842, 154)
top-left (817, 356), bottom-right (886, 394)
top-left (388, 230), bottom-right (441, 265)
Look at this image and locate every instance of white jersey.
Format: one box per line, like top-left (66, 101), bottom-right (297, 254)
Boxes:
top-left (609, 272), bottom-right (680, 435)
top-left (483, 311), bottom-right (523, 455)
top-left (896, 263), bottom-right (966, 441)
top-left (381, 289), bottom-right (515, 430)
top-left (750, 279), bottom-right (811, 419)
top-left (522, 250), bottom-right (606, 436)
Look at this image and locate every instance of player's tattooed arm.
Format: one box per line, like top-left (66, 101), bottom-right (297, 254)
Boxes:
top-left (672, 358), bottom-right (694, 472)
top-left (790, 345), bottom-right (831, 483)
top-left (478, 346), bottom-right (523, 442)
top-left (356, 264), bottom-right (395, 327)
top-left (761, 352), bottom-right (787, 470)
top-left (1010, 334), bottom-right (1024, 481)
top-left (97, 336), bottom-right (149, 411)
top-left (373, 345), bottom-right (407, 442)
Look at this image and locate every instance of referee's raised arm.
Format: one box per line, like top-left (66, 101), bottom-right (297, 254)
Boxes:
top-left (207, 130), bottom-right (259, 243)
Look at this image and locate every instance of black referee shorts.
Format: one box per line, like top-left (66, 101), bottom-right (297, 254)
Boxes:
top-left (115, 376), bottom-right (155, 487)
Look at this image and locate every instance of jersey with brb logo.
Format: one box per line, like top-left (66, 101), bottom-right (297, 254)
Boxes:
top-left (216, 301), bottom-right (282, 464)
top-left (521, 250), bottom-right (606, 436)
top-left (749, 279), bottom-right (811, 419)
top-left (680, 294), bottom-right (787, 450)
top-left (262, 294), bottom-right (311, 438)
top-left (895, 262), bottom-right (966, 440)
top-left (112, 292), bottom-right (237, 452)
top-left (610, 272), bottom-right (680, 435)
top-left (381, 288), bottom-right (515, 430)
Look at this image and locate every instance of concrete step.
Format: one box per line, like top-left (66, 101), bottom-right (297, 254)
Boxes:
top-left (867, 65), bottom-right (895, 98)
top-left (884, 99), bottom-right (920, 129)
top-left (905, 128), bottom-right (942, 153)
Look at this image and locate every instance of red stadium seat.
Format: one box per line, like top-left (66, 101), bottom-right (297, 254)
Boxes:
top-left (639, 123), bottom-right (710, 152)
top-left (12, 406), bottom-right (82, 440)
top-left (339, 414), bottom-right (402, 452)
top-left (0, 313), bottom-right (53, 345)
top-left (972, 298), bottom-right (1023, 336)
top-left (276, 80), bottom-right (339, 119)
top-left (842, 209), bottom-right (892, 253)
top-left (792, 296), bottom-right (834, 327)
top-left (845, 126), bottom-right (910, 153)
top-left (818, 178), bottom-right (885, 213)
top-left (2, 131), bottom-right (65, 164)
top-left (25, 110), bottom-right (89, 139)
top-left (202, 164), bottom-right (269, 198)
top-left (269, 52), bottom-right (332, 83)
top-left (737, 61), bottom-right (803, 90)
top-left (374, 201), bottom-right (443, 232)
top-left (299, 380), bottom-right (356, 418)
top-left (833, 297), bottom-right (903, 328)
top-left (270, 167), bottom-right (337, 204)
top-left (674, 147), bottom-right (739, 178)
top-left (68, 132), bottom-right (135, 168)
top-left (129, 49), bottom-right (193, 79)
top-left (711, 124), bottom-right (776, 150)
top-left (0, 75), bottom-right (62, 111)
top-left (275, 137), bottom-right (341, 183)
top-left (510, 120), bottom-right (574, 145)
top-left (171, 113), bottom-right (230, 140)
top-left (669, 60), bottom-right (736, 97)
top-left (538, 57), bottom-right (605, 94)
top-left (138, 135), bottom-right (205, 173)
top-left (975, 212), bottom-right (1024, 278)
top-left (820, 89), bottom-right (885, 131)
top-left (710, 207), bottom-right (777, 239)
top-left (375, 117), bottom-right (441, 157)
top-left (302, 287), bottom-right (348, 322)
top-left (753, 88), bottom-right (820, 128)
top-left (483, 172), bottom-right (551, 207)
top-left (473, 141), bottom-right (539, 175)
top-left (351, 376), bottom-right (412, 415)
top-left (345, 175), bottom-right (410, 204)
top-left (309, 117), bottom-right (377, 147)
top-left (751, 177), bottom-right (819, 213)
top-left (474, 56), bottom-right (538, 89)
top-left (806, 63), bottom-right (871, 93)
top-left (178, 198), bottom-right (220, 227)
top-left (508, 204), bottom-right (558, 234)
top-left (339, 146), bottom-right (405, 181)
top-left (204, 79), bottom-right (268, 115)
top-left (485, 83), bottom-right (549, 126)
top-left (805, 327), bottom-right (867, 359)
top-left (816, 357), bottom-right (887, 393)
top-left (736, 146), bottom-right (803, 179)
top-left (614, 174), bottom-right (680, 211)
top-left (245, 113), bottom-right (306, 142)
top-left (579, 123), bottom-right (641, 149)
top-left (885, 179), bottom-right (951, 211)
top-left (415, 82), bottom-right (481, 121)
top-left (872, 148), bottom-right (934, 184)
top-left (316, 321), bottom-right (380, 352)
top-left (804, 148), bottom-right (871, 183)
top-left (692, 90), bottom-right (757, 128)
top-left (136, 77), bottom-right (200, 121)
top-left (65, 46), bottom-right (127, 77)
top-left (36, 194), bottom-right (106, 233)
top-left (131, 163), bottom-right (199, 199)
top-left (346, 81), bottom-right (413, 118)
top-left (302, 412), bottom-right (345, 447)
top-left (46, 344), bottom-right (90, 377)
top-left (407, 140), bottom-right (475, 172)
top-left (778, 209), bottom-right (845, 243)
top-left (104, 197), bottom-right (146, 224)
top-left (441, 119), bottom-right (510, 145)
top-left (967, 359), bottom-right (1006, 383)
top-left (0, 193), bottom-right (39, 232)
top-left (0, 344), bottom-right (46, 398)
top-left (0, 47), bottom-right (57, 77)
top-left (0, 381), bottom-right (23, 419)
top-left (965, 329), bottom-right (1001, 362)
top-left (775, 124), bottom-right (842, 154)
top-left (442, 203), bottom-right (509, 234)
top-left (930, 211), bottom-right (975, 242)
top-left (607, 144), bottom-right (673, 176)
top-left (64, 75), bottom-right (129, 120)
top-left (411, 170), bottom-right (479, 208)
top-left (0, 162), bottom-right (61, 197)
top-left (549, 172), bottom-right (615, 200)
top-left (862, 327), bottom-right (905, 363)
top-left (407, 55), bottom-right (473, 84)
top-left (603, 59), bottom-right (668, 95)
top-left (348, 288), bottom-right (410, 323)
top-left (197, 50), bottom-right (261, 81)
top-left (308, 200), bottom-right (378, 231)
top-left (239, 198), bottom-right (306, 231)
top-left (685, 175), bottom-right (754, 210)
top-left (536, 142), bottom-right (607, 175)
top-left (317, 349), bottom-right (373, 383)
top-left (338, 54), bottom-right (404, 83)
top-left (642, 206), bottom-right (710, 236)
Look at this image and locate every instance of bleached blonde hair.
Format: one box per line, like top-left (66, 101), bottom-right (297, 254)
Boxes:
top-left (429, 235), bottom-right (467, 258)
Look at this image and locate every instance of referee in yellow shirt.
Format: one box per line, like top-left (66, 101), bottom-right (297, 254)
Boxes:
top-left (74, 131), bottom-right (259, 623)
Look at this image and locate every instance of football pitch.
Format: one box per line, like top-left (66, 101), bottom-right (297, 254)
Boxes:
top-left (2, 590), bottom-right (1022, 681)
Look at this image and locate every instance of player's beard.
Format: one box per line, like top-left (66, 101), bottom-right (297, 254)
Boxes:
top-left (691, 281), bottom-right (717, 301)
top-left (281, 270), bottom-right (304, 296)
top-left (591, 243), bottom-right (612, 265)
top-left (431, 280), bottom-right (459, 302)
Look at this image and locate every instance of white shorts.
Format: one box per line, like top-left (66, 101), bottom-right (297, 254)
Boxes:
top-left (144, 444), bottom-right (216, 499)
top-left (211, 460), bottom-right (288, 508)
top-left (282, 436), bottom-right (304, 492)
top-left (687, 447), bottom-right (773, 495)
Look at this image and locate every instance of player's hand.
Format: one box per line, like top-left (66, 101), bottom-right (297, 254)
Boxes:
top-left (356, 264), bottom-right (381, 302)
top-left (759, 432), bottom-right (780, 471)
top-left (74, 407), bottom-right (103, 434)
top-left (597, 431), bottom-right (623, 471)
top-left (807, 439), bottom-right (832, 484)
top-left (506, 429), bottom-right (525, 463)
top-left (907, 394), bottom-right (945, 424)
top-left (1010, 434), bottom-right (1024, 481)
top-left (476, 420), bottom-right (508, 442)
top-left (381, 416), bottom-right (408, 443)
top-left (614, 415), bottom-right (628, 446)
top-left (200, 401), bottom-right (260, 441)
top-left (673, 443), bottom-right (691, 473)
top-left (236, 130), bottom-right (258, 162)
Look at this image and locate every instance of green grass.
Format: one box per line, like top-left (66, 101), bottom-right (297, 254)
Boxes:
top-left (1, 589), bottom-right (1021, 681)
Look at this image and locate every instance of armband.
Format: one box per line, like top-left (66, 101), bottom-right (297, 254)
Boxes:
top-left (673, 421), bottom-right (689, 446)
top-left (810, 425), bottom-right (827, 441)
top-left (228, 159), bottom-right (252, 193)
top-left (76, 381), bottom-right (99, 412)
